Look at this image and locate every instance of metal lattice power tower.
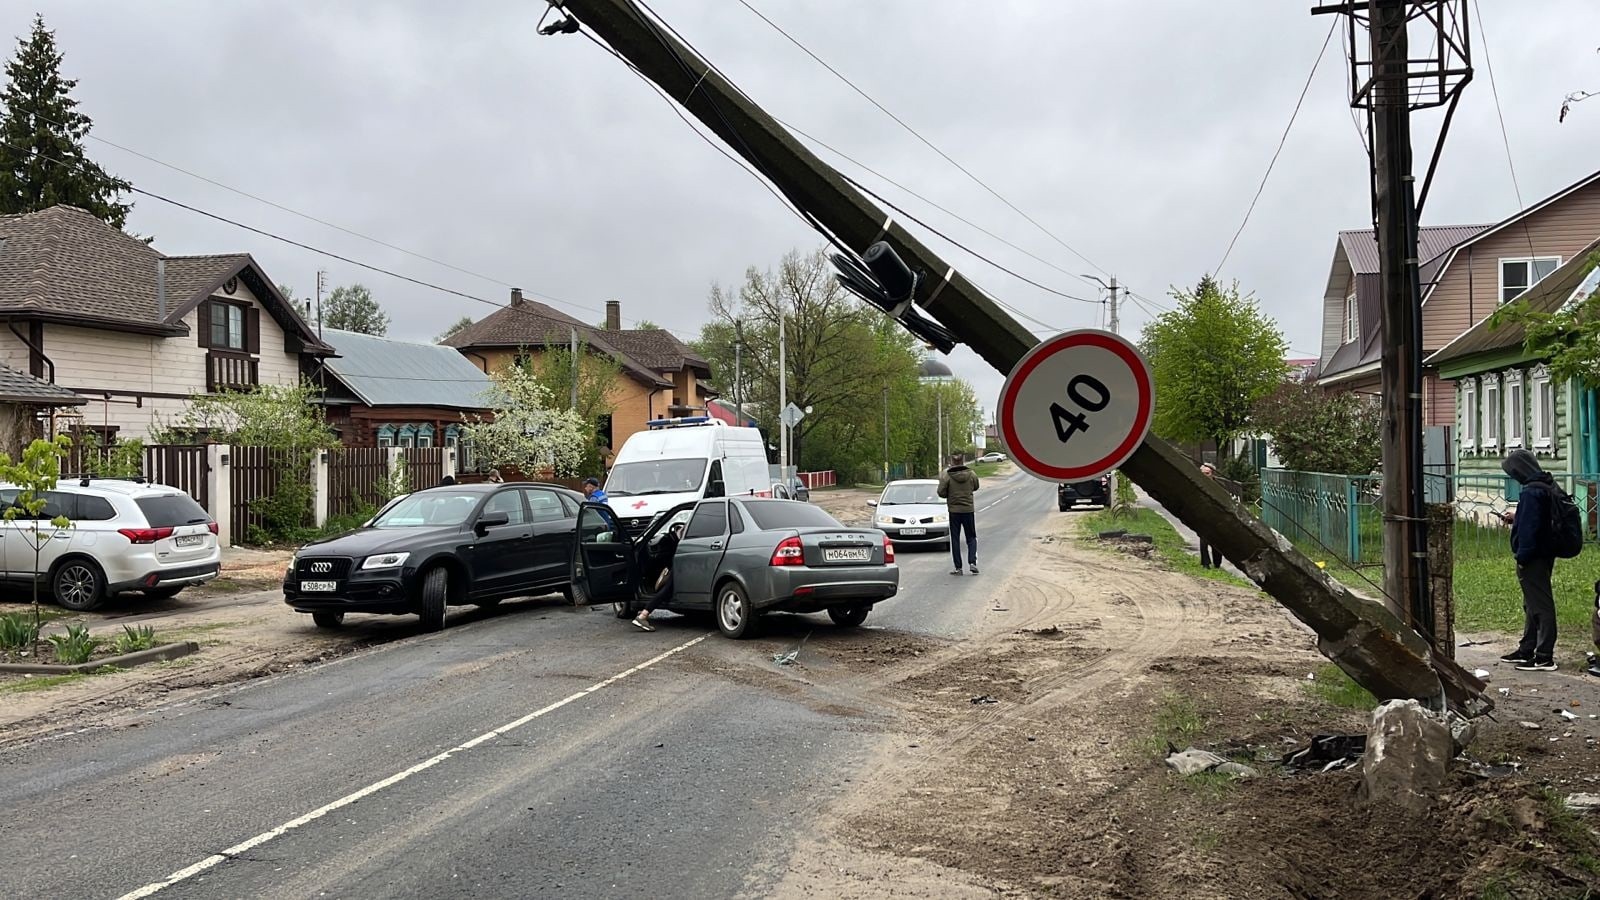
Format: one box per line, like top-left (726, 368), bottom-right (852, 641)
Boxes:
top-left (1313, 0), bottom-right (1473, 647)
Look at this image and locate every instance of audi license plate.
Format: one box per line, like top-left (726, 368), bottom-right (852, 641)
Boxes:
top-left (174, 535), bottom-right (204, 548)
top-left (899, 527), bottom-right (926, 536)
top-left (823, 547), bottom-right (871, 563)
top-left (300, 580), bottom-right (338, 592)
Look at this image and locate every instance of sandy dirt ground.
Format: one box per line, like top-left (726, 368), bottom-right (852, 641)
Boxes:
top-left (738, 496), bottom-right (1600, 898)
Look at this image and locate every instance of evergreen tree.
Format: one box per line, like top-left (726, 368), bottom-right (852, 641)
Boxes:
top-left (0, 16), bottom-right (131, 227)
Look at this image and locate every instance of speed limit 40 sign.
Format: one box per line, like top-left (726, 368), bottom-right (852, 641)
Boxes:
top-left (997, 329), bottom-right (1154, 483)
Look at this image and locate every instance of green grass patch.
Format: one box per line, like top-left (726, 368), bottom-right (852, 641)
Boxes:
top-left (1136, 690), bottom-right (1210, 759)
top-left (1079, 507), bottom-right (1254, 589)
top-left (970, 462), bottom-right (1001, 478)
top-left (1294, 538), bottom-right (1600, 657)
top-left (0, 672), bottom-right (88, 694)
top-left (1304, 663), bottom-right (1376, 710)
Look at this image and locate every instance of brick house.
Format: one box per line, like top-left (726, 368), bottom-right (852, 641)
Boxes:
top-left (443, 290), bottom-right (714, 455)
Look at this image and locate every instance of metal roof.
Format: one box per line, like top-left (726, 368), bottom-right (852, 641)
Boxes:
top-left (1426, 237), bottom-right (1600, 367)
top-left (321, 329), bottom-right (494, 410)
top-left (1337, 224), bottom-right (1489, 275)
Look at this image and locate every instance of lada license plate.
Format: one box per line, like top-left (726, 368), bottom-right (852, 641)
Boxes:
top-left (823, 547), bottom-right (871, 563)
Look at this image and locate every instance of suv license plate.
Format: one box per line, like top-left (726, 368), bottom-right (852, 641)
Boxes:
top-left (823, 548), bottom-right (871, 563)
top-left (899, 527), bottom-right (926, 536)
top-left (301, 581), bottom-right (338, 592)
top-left (174, 535), bottom-right (204, 548)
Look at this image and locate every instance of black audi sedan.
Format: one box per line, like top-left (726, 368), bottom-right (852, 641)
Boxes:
top-left (283, 483), bottom-right (585, 631)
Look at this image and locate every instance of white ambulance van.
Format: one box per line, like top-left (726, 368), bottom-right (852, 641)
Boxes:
top-left (602, 417), bottom-right (773, 536)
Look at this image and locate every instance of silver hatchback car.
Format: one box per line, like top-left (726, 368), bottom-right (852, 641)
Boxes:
top-left (571, 497), bottom-right (898, 638)
top-left (0, 476), bottom-right (220, 610)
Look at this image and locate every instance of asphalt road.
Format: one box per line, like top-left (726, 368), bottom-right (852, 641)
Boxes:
top-left (0, 472), bottom-right (1054, 900)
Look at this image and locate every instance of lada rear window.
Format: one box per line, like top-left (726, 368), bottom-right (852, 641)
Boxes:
top-left (743, 501), bottom-right (841, 530)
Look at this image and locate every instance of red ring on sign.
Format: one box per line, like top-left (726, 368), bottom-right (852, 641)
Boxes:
top-left (999, 331), bottom-right (1153, 482)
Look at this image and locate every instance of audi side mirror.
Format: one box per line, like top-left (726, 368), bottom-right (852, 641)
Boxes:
top-left (475, 511), bottom-right (510, 534)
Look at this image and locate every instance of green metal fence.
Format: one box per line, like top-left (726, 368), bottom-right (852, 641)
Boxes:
top-left (1260, 468), bottom-right (1600, 566)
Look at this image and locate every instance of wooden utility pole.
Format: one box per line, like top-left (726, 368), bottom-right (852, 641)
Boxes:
top-left (561, 0), bottom-right (1487, 713)
top-left (1370, 0), bottom-right (1431, 633)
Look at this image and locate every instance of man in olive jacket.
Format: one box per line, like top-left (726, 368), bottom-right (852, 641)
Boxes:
top-left (938, 453), bottom-right (980, 575)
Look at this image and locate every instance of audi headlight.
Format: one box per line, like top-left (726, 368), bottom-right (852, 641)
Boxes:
top-left (360, 552), bottom-right (411, 570)
top-left (286, 554), bottom-right (298, 577)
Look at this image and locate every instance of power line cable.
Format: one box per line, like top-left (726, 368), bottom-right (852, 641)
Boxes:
top-left (1470, 0), bottom-right (1538, 262)
top-left (1, 137), bottom-right (717, 350)
top-left (775, 117), bottom-right (1103, 295)
top-left (731, 0), bottom-right (1113, 282)
top-left (1214, 19), bottom-right (1338, 277)
top-left (16, 112), bottom-right (696, 336)
top-left (621, 0), bottom-right (1114, 308)
top-left (579, 10), bottom-right (1078, 334)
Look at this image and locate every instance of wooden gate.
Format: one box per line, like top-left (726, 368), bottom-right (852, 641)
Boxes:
top-left (328, 447), bottom-right (390, 520)
top-left (230, 446), bottom-right (293, 546)
top-left (144, 445), bottom-right (210, 511)
top-left (402, 447), bottom-right (446, 492)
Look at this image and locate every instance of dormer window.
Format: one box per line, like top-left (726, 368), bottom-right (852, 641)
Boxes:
top-left (1343, 292), bottom-right (1359, 344)
top-left (1500, 257), bottom-right (1560, 304)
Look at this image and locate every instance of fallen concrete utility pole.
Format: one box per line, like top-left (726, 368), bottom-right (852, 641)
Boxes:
top-left (560, 0), bottom-right (1488, 714)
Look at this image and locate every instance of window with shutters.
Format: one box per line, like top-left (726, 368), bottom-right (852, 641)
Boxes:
top-left (200, 298), bottom-right (260, 391)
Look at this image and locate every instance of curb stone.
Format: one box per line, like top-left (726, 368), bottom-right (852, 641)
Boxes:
top-left (0, 641), bottom-right (200, 675)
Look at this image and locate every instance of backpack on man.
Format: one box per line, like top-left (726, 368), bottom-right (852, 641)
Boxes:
top-left (1545, 482), bottom-right (1585, 559)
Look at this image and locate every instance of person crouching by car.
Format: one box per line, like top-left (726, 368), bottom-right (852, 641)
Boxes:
top-left (632, 518), bottom-right (686, 632)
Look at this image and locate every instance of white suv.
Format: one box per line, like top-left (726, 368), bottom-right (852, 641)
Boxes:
top-left (0, 477), bottom-right (220, 610)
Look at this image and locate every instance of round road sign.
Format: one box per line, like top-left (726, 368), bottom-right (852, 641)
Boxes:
top-left (997, 329), bottom-right (1154, 483)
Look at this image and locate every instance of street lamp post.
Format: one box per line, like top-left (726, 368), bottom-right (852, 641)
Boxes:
top-left (918, 358), bottom-right (955, 477)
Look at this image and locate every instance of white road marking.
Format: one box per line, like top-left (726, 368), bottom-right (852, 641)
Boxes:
top-left (116, 634), bottom-right (709, 899)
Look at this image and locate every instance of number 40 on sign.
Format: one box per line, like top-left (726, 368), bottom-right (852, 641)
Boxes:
top-left (996, 329), bottom-right (1155, 484)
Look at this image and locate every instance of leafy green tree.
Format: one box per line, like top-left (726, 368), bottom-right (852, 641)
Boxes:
top-left (1490, 251), bottom-right (1600, 387)
top-left (154, 382), bottom-right (337, 542)
top-left (436, 315), bottom-right (473, 343)
top-left (0, 435), bottom-right (72, 627)
top-left (693, 248), bottom-right (933, 479)
top-left (321, 283), bottom-right (389, 336)
top-left (0, 16), bottom-right (130, 227)
top-left (460, 366), bottom-right (590, 477)
top-left (1139, 276), bottom-right (1288, 461)
top-left (1253, 381), bottom-right (1382, 474)
top-left (523, 337), bottom-right (622, 475)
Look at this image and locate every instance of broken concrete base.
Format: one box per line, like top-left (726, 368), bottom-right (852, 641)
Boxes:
top-left (1361, 699), bottom-right (1454, 811)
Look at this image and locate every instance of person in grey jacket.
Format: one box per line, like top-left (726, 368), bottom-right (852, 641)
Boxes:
top-left (938, 453), bottom-right (980, 575)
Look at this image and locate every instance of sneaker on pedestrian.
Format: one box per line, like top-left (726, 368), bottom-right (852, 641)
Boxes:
top-left (969, 564), bottom-right (980, 575)
top-left (950, 568), bottom-right (964, 576)
top-left (632, 616), bottom-right (655, 632)
top-left (1515, 659), bottom-right (1557, 672)
top-left (1499, 650), bottom-right (1533, 664)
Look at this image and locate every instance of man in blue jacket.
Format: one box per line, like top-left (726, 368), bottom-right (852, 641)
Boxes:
top-left (1500, 449), bottom-right (1559, 671)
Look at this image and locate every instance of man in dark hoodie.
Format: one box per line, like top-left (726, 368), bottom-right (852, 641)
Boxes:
top-left (1500, 449), bottom-right (1559, 671)
top-left (938, 453), bottom-right (980, 576)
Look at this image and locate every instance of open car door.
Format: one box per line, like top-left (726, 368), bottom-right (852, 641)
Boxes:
top-left (573, 502), bottom-right (638, 605)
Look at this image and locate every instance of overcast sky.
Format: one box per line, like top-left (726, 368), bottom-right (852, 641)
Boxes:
top-left (13, 1), bottom-right (1600, 418)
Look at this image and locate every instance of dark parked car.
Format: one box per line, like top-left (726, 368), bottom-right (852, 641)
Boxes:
top-left (788, 476), bottom-right (811, 503)
top-left (1058, 476), bottom-right (1110, 511)
top-left (570, 498), bottom-right (898, 639)
top-left (283, 483), bottom-right (584, 631)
